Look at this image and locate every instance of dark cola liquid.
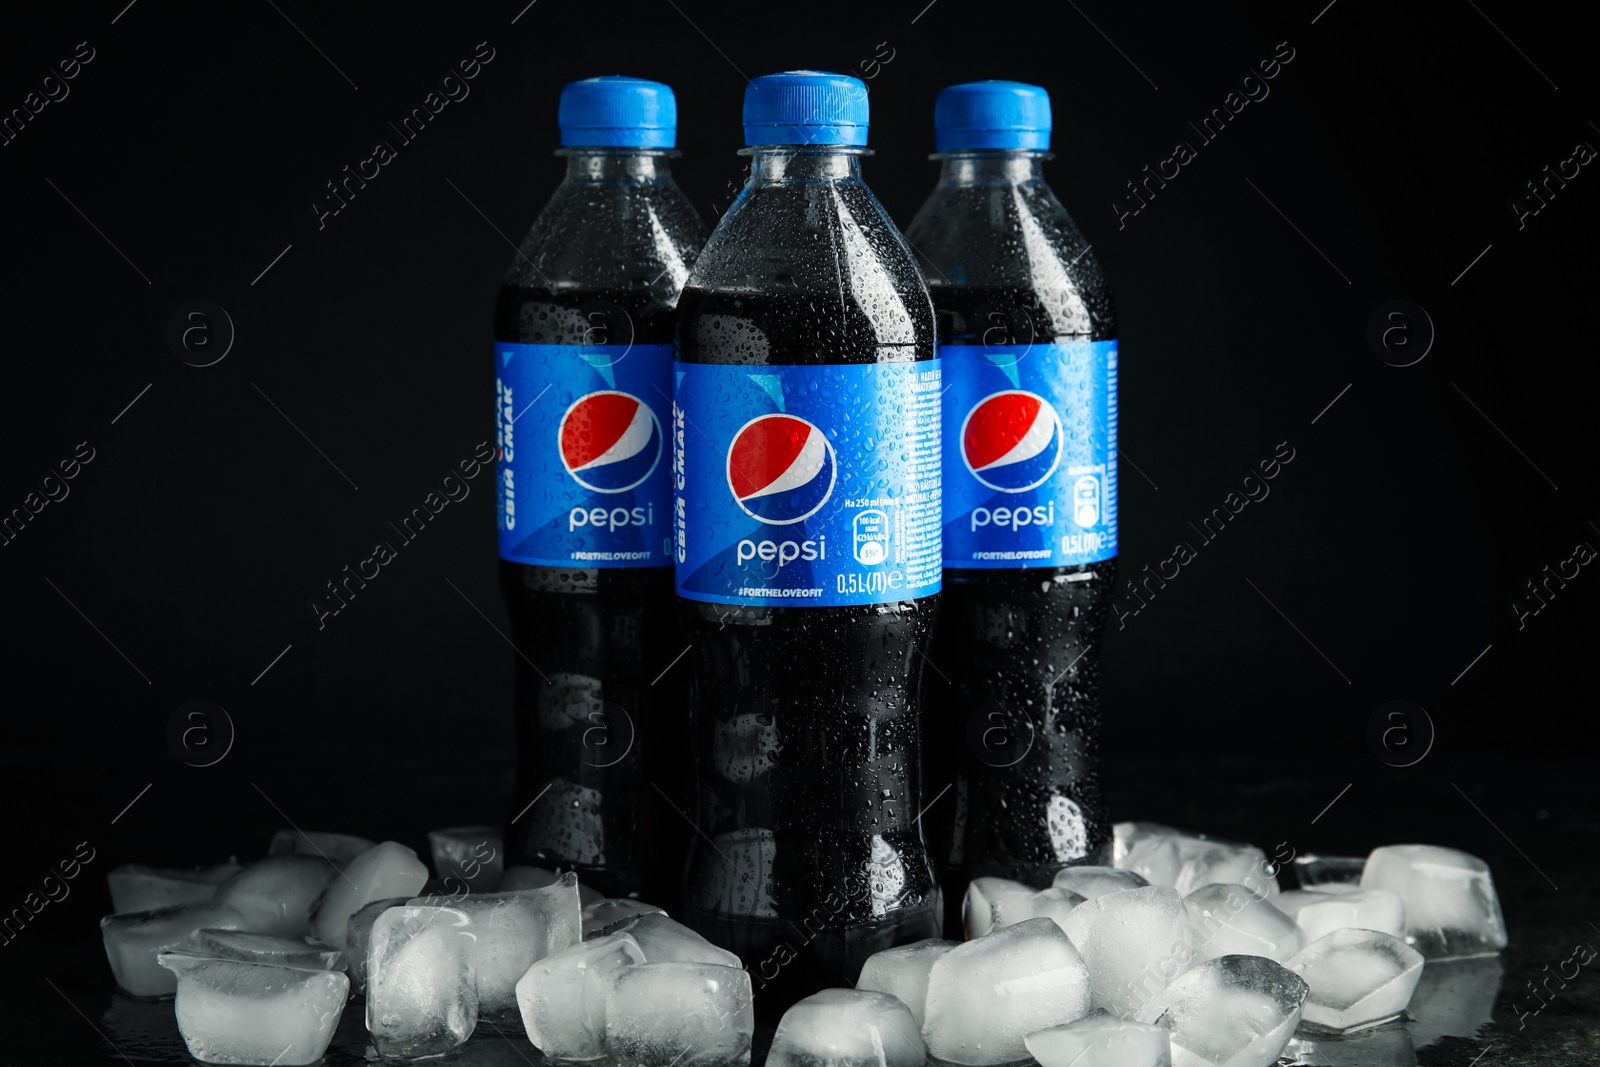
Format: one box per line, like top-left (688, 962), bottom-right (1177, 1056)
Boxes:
top-left (496, 286), bottom-right (692, 905)
top-left (676, 282), bottom-right (943, 1011)
top-left (921, 284), bottom-right (1117, 932)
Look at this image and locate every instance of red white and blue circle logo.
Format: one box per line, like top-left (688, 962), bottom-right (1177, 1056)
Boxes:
top-left (962, 390), bottom-right (1063, 493)
top-left (727, 414), bottom-right (837, 525)
top-left (558, 391), bottom-right (663, 494)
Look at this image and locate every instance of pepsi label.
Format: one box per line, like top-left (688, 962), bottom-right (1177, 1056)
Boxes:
top-left (674, 361), bottom-right (943, 607)
top-left (943, 341), bottom-right (1117, 568)
top-left (496, 342), bottom-right (671, 568)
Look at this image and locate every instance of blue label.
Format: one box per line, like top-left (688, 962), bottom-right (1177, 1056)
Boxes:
top-left (674, 361), bottom-right (943, 607)
top-left (496, 342), bottom-right (672, 568)
top-left (942, 341), bottom-right (1117, 568)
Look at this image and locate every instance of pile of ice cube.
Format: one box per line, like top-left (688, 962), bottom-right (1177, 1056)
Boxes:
top-left (100, 825), bottom-right (752, 1065)
top-left (774, 823), bottom-right (1506, 1067)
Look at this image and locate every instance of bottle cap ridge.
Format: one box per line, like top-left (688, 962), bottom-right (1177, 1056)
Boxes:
top-left (934, 80), bottom-right (1051, 151)
top-left (559, 75), bottom-right (677, 148)
top-left (743, 70), bottom-right (870, 147)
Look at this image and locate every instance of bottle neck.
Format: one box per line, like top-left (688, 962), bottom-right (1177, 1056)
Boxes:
top-left (746, 147), bottom-right (864, 183)
top-left (935, 150), bottom-right (1048, 186)
top-left (560, 148), bottom-right (674, 182)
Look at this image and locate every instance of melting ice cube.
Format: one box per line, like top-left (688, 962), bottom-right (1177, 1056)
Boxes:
top-left (1287, 928), bottom-right (1425, 1033)
top-left (1183, 884), bottom-right (1304, 964)
top-left (365, 905), bottom-right (478, 1061)
top-left (1289, 853), bottom-right (1365, 889)
top-left (582, 896), bottom-right (667, 940)
top-left (1273, 887), bottom-right (1406, 944)
top-left (923, 917), bottom-right (1092, 1065)
top-left (1059, 886), bottom-right (1194, 1018)
top-left (158, 951), bottom-right (349, 1066)
top-left (107, 863), bottom-right (241, 915)
top-left (614, 912), bottom-right (741, 967)
top-left (1052, 865), bottom-right (1152, 899)
top-left (516, 930), bottom-right (644, 1060)
top-left (857, 938), bottom-right (960, 1029)
top-left (1136, 954), bottom-right (1308, 1067)
top-left (212, 856), bottom-right (334, 938)
top-left (603, 962), bottom-right (755, 1067)
top-left (182, 928), bottom-right (343, 971)
top-left (345, 896), bottom-right (410, 994)
top-left (1029, 886), bottom-right (1088, 934)
top-left (1112, 823), bottom-right (1279, 898)
top-left (310, 840), bottom-right (429, 948)
top-left (1361, 845), bottom-right (1507, 960)
top-left (962, 876), bottom-right (1037, 938)
top-left (768, 988), bottom-right (926, 1067)
top-left (101, 902), bottom-right (246, 997)
top-left (411, 874), bottom-right (581, 1018)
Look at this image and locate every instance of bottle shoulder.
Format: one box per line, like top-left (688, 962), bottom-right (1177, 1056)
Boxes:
top-left (497, 177), bottom-right (709, 344)
top-left (678, 177), bottom-right (935, 363)
top-left (501, 177), bottom-right (709, 294)
top-left (904, 178), bottom-right (1115, 341)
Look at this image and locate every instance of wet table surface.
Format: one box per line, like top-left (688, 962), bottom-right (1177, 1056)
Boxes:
top-left (3, 755), bottom-right (1594, 1066)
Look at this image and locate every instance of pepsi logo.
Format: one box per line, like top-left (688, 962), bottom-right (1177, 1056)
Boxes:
top-left (962, 390), bottom-right (1063, 493)
top-left (727, 414), bottom-right (836, 525)
top-left (558, 391), bottom-right (663, 494)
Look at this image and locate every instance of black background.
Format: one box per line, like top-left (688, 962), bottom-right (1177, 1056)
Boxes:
top-left (0, 0), bottom-right (1595, 1061)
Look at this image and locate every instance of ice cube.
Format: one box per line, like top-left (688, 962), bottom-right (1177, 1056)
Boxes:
top-left (1112, 824), bottom-right (1279, 898)
top-left (857, 938), bottom-right (960, 1029)
top-left (583, 896), bottom-right (667, 939)
top-left (158, 951), bottom-right (349, 1065)
top-left (496, 865), bottom-right (560, 891)
top-left (1059, 886), bottom-right (1194, 1018)
top-left (1135, 954), bottom-right (1308, 1067)
top-left (310, 840), bottom-right (429, 948)
top-left (1403, 956), bottom-right (1502, 1048)
top-left (1273, 887), bottom-right (1406, 944)
top-left (516, 930), bottom-right (645, 1060)
top-left (1183, 884), bottom-right (1304, 964)
top-left (1025, 1015), bottom-right (1173, 1067)
top-left (101, 902), bottom-right (247, 997)
top-left (1289, 853), bottom-right (1366, 889)
top-left (345, 897), bottom-right (410, 994)
top-left (268, 829), bottom-right (376, 866)
top-left (962, 876), bottom-right (1037, 938)
top-left (183, 928), bottom-right (343, 970)
top-left (604, 962), bottom-right (754, 1066)
top-left (1029, 886), bottom-right (1087, 933)
top-left (1360, 845), bottom-right (1507, 960)
top-left (107, 862), bottom-right (241, 914)
top-left (923, 917), bottom-right (1092, 1064)
top-left (212, 856), bottom-right (334, 937)
top-left (427, 826), bottom-right (504, 893)
top-left (615, 912), bottom-right (742, 967)
top-left (1114, 823), bottom-right (1185, 888)
top-left (768, 988), bottom-right (926, 1067)
top-left (1052, 865), bottom-right (1152, 899)
top-left (365, 905), bottom-right (478, 1061)
top-left (411, 874), bottom-right (582, 1018)
top-left (1287, 928), bottom-right (1425, 1033)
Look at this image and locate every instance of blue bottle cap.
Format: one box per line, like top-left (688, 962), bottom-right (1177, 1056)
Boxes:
top-left (559, 76), bottom-right (677, 148)
top-left (934, 80), bottom-right (1051, 151)
top-left (743, 70), bottom-right (869, 147)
